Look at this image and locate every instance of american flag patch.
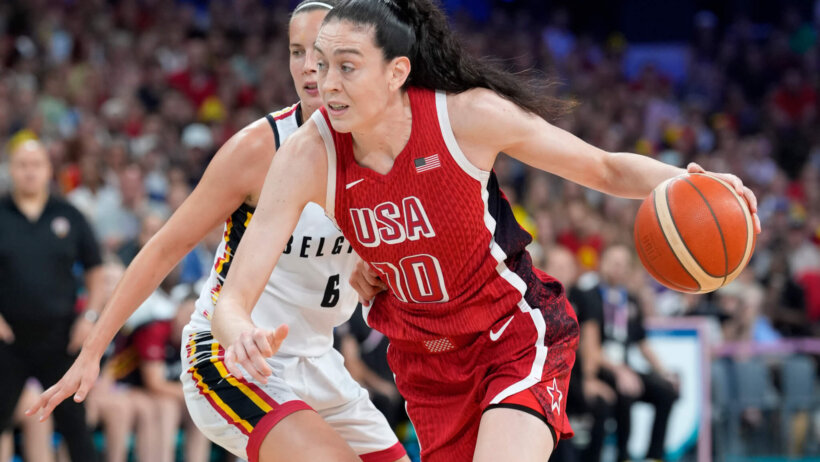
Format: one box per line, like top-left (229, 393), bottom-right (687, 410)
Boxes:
top-left (414, 154), bottom-right (440, 173)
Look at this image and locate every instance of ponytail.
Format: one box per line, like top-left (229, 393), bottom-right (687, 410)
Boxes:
top-left (325, 0), bottom-right (572, 122)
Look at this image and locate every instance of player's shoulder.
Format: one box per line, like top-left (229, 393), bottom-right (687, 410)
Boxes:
top-left (49, 196), bottom-right (86, 220)
top-left (209, 107), bottom-right (325, 173)
top-left (219, 116), bottom-right (277, 160)
top-left (448, 88), bottom-right (519, 118)
top-left (445, 88), bottom-right (529, 155)
top-left (447, 88), bottom-right (525, 135)
top-left (276, 114), bottom-right (326, 161)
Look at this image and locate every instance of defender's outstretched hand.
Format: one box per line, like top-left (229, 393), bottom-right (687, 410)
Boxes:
top-left (26, 350), bottom-right (100, 421)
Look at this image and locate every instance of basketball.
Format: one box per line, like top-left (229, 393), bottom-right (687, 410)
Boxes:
top-left (634, 173), bottom-right (756, 294)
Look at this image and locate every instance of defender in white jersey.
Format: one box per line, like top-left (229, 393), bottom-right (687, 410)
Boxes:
top-left (182, 103), bottom-right (402, 462)
top-left (186, 103), bottom-right (360, 357)
top-left (28, 3), bottom-right (408, 462)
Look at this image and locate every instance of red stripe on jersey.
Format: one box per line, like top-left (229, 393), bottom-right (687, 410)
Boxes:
top-left (273, 104), bottom-right (298, 121)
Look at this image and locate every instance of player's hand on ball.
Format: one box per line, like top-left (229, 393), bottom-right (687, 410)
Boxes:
top-left (224, 325), bottom-right (289, 384)
top-left (686, 162), bottom-right (760, 233)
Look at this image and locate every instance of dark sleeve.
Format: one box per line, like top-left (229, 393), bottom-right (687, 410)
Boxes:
top-left (566, 286), bottom-right (583, 320)
top-left (573, 288), bottom-right (602, 326)
top-left (73, 207), bottom-right (102, 269)
top-left (784, 280), bottom-right (806, 310)
top-left (631, 295), bottom-right (647, 342)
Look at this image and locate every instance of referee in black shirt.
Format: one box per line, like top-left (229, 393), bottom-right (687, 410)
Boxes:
top-left (0, 140), bottom-right (103, 461)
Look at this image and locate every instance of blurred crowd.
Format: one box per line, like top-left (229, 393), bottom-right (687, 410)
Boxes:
top-left (1, 0), bottom-right (820, 461)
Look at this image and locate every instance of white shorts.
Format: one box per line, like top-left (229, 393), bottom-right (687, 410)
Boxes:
top-left (180, 327), bottom-right (405, 462)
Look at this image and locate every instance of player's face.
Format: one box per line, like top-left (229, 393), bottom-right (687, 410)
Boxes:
top-left (289, 9), bottom-right (328, 116)
top-left (313, 20), bottom-right (396, 133)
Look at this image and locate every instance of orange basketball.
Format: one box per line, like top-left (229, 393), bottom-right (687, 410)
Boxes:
top-left (634, 173), bottom-right (756, 294)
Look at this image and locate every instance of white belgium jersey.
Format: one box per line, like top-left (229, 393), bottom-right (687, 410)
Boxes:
top-left (189, 103), bottom-right (359, 357)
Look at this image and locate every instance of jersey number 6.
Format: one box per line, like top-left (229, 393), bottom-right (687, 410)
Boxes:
top-left (371, 254), bottom-right (449, 303)
top-left (321, 274), bottom-right (341, 307)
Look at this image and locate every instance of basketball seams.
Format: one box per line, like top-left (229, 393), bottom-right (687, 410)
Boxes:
top-left (636, 173), bottom-right (755, 294)
top-left (652, 179), bottom-right (703, 291)
top-left (634, 213), bottom-right (694, 292)
top-left (696, 174), bottom-right (754, 281)
top-left (654, 178), bottom-right (725, 292)
top-left (681, 177), bottom-right (729, 285)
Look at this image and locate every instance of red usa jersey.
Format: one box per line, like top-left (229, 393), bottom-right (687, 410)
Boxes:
top-left (312, 87), bottom-right (565, 343)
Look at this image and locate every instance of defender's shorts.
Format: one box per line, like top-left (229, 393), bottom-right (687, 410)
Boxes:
top-left (181, 327), bottom-right (405, 462)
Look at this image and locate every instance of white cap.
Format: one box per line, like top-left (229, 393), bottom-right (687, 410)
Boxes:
top-left (181, 123), bottom-right (213, 150)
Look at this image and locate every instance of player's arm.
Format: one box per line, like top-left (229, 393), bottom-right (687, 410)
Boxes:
top-left (448, 89), bottom-right (759, 231)
top-left (212, 121), bottom-right (328, 384)
top-left (28, 119), bottom-right (275, 420)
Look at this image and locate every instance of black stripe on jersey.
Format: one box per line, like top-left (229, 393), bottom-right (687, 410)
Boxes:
top-left (295, 104), bottom-right (303, 127)
top-left (486, 171), bottom-right (532, 257)
top-left (193, 357), bottom-right (268, 428)
top-left (486, 171), bottom-right (568, 316)
top-left (265, 114), bottom-right (281, 149)
top-left (216, 203), bottom-right (255, 281)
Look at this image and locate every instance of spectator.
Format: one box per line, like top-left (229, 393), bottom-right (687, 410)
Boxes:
top-left (574, 245), bottom-right (679, 462)
top-left (761, 249), bottom-right (812, 337)
top-left (179, 224), bottom-right (223, 286)
top-left (543, 245), bottom-right (614, 462)
top-left (116, 211), bottom-right (167, 266)
top-left (67, 153), bottom-right (119, 225)
top-left (84, 260), bottom-right (158, 462)
top-left (717, 274), bottom-right (781, 345)
top-left (95, 162), bottom-right (168, 252)
top-left (0, 140), bottom-right (102, 462)
top-left (108, 294), bottom-right (210, 462)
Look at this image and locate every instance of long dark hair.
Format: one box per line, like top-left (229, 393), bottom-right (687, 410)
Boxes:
top-left (323, 0), bottom-right (572, 122)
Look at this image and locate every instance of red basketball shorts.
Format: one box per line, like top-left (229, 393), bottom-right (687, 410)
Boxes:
top-left (387, 297), bottom-right (579, 462)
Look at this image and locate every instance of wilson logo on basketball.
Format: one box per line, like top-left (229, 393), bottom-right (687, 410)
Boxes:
top-left (634, 173), bottom-right (756, 294)
top-left (640, 234), bottom-right (660, 261)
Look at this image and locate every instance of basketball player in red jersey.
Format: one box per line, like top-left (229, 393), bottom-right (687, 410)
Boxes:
top-left (213, 0), bottom-right (761, 461)
top-left (27, 2), bottom-right (409, 462)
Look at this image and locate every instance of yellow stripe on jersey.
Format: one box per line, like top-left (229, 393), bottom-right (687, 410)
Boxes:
top-left (214, 245), bottom-right (232, 276)
top-left (223, 216), bottom-right (233, 243)
top-left (209, 282), bottom-right (223, 307)
top-left (214, 217), bottom-right (235, 275)
top-left (244, 211), bottom-right (253, 227)
top-left (209, 343), bottom-right (274, 413)
top-left (186, 335), bottom-right (197, 359)
top-left (189, 366), bottom-right (254, 434)
top-left (270, 104), bottom-right (298, 119)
